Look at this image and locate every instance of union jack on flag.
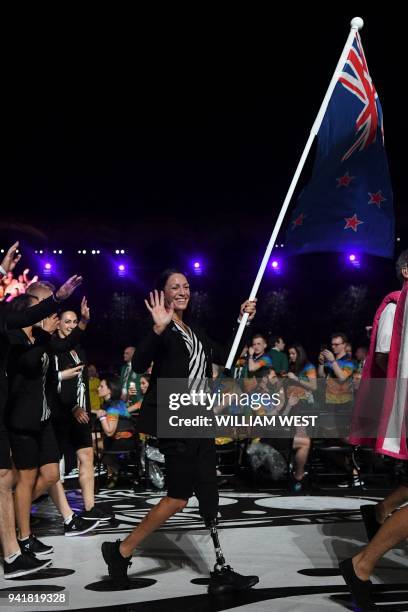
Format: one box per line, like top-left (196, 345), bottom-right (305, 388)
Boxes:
top-left (286, 30), bottom-right (394, 258)
top-left (340, 34), bottom-right (381, 161)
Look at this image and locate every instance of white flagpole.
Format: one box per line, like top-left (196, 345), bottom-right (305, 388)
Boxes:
top-left (225, 16), bottom-right (364, 370)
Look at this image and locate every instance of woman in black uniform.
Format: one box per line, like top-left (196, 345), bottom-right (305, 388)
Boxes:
top-left (102, 269), bottom-right (259, 594)
top-left (0, 241), bottom-right (82, 578)
top-left (48, 304), bottom-right (111, 523)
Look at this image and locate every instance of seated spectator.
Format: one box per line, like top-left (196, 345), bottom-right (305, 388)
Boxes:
top-left (128, 374), bottom-right (150, 414)
top-left (285, 344), bottom-right (317, 492)
top-left (97, 376), bottom-right (136, 489)
top-left (120, 346), bottom-right (142, 404)
top-left (232, 345), bottom-right (249, 379)
top-left (254, 367), bottom-right (284, 415)
top-left (268, 335), bottom-right (289, 374)
top-left (244, 334), bottom-right (273, 391)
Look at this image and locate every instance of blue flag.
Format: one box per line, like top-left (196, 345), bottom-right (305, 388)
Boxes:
top-left (285, 33), bottom-right (394, 258)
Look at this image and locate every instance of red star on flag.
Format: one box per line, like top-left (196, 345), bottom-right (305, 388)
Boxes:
top-left (368, 190), bottom-right (386, 207)
top-left (336, 172), bottom-right (355, 187)
top-left (344, 213), bottom-right (364, 232)
top-left (292, 213), bottom-right (306, 229)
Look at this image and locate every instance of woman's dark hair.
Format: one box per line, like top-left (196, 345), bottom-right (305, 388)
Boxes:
top-left (288, 343), bottom-right (309, 374)
top-left (103, 375), bottom-right (122, 402)
top-left (156, 268), bottom-right (189, 291)
top-left (140, 373), bottom-right (151, 383)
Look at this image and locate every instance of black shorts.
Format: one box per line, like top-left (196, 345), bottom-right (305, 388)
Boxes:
top-left (53, 413), bottom-right (93, 454)
top-left (0, 427), bottom-right (11, 470)
top-left (9, 420), bottom-right (60, 470)
top-left (158, 438), bottom-right (219, 519)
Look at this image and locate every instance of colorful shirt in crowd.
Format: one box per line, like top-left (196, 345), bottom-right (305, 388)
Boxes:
top-left (241, 352), bottom-right (274, 392)
top-left (324, 356), bottom-right (355, 404)
top-left (105, 399), bottom-right (134, 439)
top-left (287, 363), bottom-right (316, 403)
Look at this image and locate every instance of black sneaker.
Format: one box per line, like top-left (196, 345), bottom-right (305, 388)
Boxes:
top-left (18, 535), bottom-right (54, 558)
top-left (64, 514), bottom-right (100, 537)
top-left (4, 553), bottom-right (52, 579)
top-left (208, 565), bottom-right (259, 595)
top-left (101, 540), bottom-right (132, 588)
top-left (80, 506), bottom-right (112, 522)
top-left (339, 557), bottom-right (377, 610)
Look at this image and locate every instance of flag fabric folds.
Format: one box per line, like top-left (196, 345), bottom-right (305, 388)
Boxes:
top-left (285, 33), bottom-right (394, 258)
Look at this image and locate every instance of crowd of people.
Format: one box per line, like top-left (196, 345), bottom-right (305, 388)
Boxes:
top-left (0, 268), bottom-right (38, 302)
top-left (1, 241), bottom-right (407, 606)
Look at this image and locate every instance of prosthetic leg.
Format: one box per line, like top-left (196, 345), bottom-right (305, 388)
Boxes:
top-left (205, 517), bottom-right (227, 571)
top-left (204, 516), bottom-right (259, 594)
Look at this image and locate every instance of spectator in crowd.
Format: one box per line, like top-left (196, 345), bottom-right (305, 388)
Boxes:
top-left (353, 346), bottom-right (368, 390)
top-left (0, 269), bottom-right (39, 302)
top-left (232, 345), bottom-right (248, 379)
top-left (268, 335), bottom-right (289, 374)
top-left (355, 346), bottom-right (368, 373)
top-left (286, 344), bottom-right (317, 492)
top-left (127, 373), bottom-right (150, 414)
top-left (120, 346), bottom-right (142, 405)
top-left (88, 365), bottom-right (102, 413)
top-left (244, 334), bottom-right (273, 391)
top-left (318, 332), bottom-right (357, 487)
top-left (97, 376), bottom-right (136, 489)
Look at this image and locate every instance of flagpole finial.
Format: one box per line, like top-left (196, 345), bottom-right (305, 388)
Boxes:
top-left (350, 17), bottom-right (364, 30)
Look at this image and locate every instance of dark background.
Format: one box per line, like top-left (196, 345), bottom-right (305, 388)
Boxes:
top-left (1, 9), bottom-right (406, 368)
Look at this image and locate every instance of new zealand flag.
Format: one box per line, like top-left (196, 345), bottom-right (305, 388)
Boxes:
top-left (286, 33), bottom-right (394, 257)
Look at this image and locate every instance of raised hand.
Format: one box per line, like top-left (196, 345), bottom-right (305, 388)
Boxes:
top-left (144, 290), bottom-right (174, 334)
top-left (322, 349), bottom-right (335, 363)
top-left (80, 297), bottom-right (90, 322)
top-left (55, 275), bottom-right (83, 301)
top-left (1, 242), bottom-right (21, 274)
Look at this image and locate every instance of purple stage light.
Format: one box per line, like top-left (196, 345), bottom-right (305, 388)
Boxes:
top-left (270, 259), bottom-right (282, 275)
top-left (347, 253), bottom-right (360, 268)
top-left (118, 264), bottom-right (125, 272)
top-left (192, 260), bottom-right (203, 276)
top-left (43, 262), bottom-right (53, 276)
